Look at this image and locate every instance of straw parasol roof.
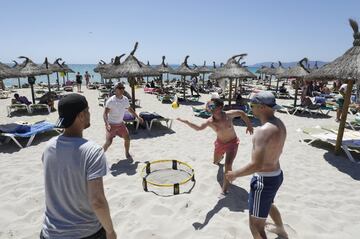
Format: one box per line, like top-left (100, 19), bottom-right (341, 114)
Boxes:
top-left (18, 56), bottom-right (52, 77)
top-left (97, 54), bottom-right (125, 79)
top-left (255, 65), bottom-right (269, 74)
top-left (197, 61), bottom-right (213, 74)
top-left (60, 61), bottom-right (75, 73)
top-left (0, 61), bottom-right (20, 79)
top-left (113, 42), bottom-right (160, 78)
top-left (306, 18), bottom-right (360, 155)
top-left (274, 61), bottom-right (286, 76)
top-left (171, 55), bottom-right (199, 76)
top-left (156, 56), bottom-right (173, 73)
top-left (263, 63), bottom-right (276, 75)
top-left (209, 54), bottom-right (256, 79)
top-left (279, 58), bottom-right (310, 79)
top-left (138, 60), bottom-right (161, 77)
top-left (306, 20), bottom-right (360, 81)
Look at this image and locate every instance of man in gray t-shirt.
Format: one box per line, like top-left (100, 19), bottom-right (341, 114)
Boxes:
top-left (41, 94), bottom-right (117, 239)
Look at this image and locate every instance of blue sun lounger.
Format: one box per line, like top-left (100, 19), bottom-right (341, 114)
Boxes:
top-left (0, 121), bottom-right (59, 148)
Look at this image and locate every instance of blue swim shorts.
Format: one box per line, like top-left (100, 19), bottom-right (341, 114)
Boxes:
top-left (249, 170), bottom-right (283, 219)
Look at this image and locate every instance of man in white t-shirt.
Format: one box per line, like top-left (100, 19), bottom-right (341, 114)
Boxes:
top-left (41, 93), bottom-right (116, 239)
top-left (103, 82), bottom-right (143, 157)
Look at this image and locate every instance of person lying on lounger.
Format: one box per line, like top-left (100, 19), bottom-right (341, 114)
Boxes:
top-left (13, 93), bottom-right (31, 105)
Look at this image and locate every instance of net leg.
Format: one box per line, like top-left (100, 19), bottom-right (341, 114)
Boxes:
top-left (143, 178), bottom-right (148, 192)
top-left (172, 160), bottom-right (177, 170)
top-left (174, 183), bottom-right (180, 195)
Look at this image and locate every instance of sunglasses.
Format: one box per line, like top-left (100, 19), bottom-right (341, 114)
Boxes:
top-left (207, 103), bottom-right (217, 110)
top-left (250, 102), bottom-right (259, 108)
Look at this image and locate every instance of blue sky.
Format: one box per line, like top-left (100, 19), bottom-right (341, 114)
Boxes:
top-left (1, 0), bottom-right (359, 65)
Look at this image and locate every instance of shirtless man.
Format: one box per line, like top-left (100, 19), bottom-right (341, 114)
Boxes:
top-left (177, 98), bottom-right (253, 194)
top-left (226, 91), bottom-right (288, 239)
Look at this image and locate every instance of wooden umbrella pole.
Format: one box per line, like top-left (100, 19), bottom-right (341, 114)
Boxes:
top-left (276, 78), bottom-right (280, 94)
top-left (47, 74), bottom-right (51, 92)
top-left (130, 77), bottom-right (136, 111)
top-left (56, 72), bottom-right (60, 91)
top-left (203, 73), bottom-right (205, 88)
top-left (183, 75), bottom-right (186, 100)
top-left (235, 78), bottom-right (238, 98)
top-left (335, 80), bottom-right (354, 154)
top-left (229, 78), bottom-right (233, 106)
top-left (160, 74), bottom-right (163, 89)
top-left (18, 78), bottom-right (21, 88)
top-left (293, 79), bottom-right (299, 107)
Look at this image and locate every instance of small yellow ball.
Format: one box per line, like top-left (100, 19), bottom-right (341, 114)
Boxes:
top-left (171, 101), bottom-right (179, 109)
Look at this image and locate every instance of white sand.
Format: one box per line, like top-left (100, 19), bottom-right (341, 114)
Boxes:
top-left (0, 85), bottom-right (359, 239)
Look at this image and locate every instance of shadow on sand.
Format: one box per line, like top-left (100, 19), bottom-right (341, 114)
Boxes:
top-left (0, 131), bottom-right (59, 154)
top-left (323, 151), bottom-right (360, 180)
top-left (110, 156), bottom-right (139, 177)
top-left (192, 164), bottom-right (248, 230)
top-left (126, 124), bottom-right (175, 140)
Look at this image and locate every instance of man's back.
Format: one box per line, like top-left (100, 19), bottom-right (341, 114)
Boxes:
top-left (42, 135), bottom-right (107, 238)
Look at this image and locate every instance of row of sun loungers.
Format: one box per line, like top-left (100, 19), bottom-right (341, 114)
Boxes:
top-left (7, 104), bottom-right (51, 117)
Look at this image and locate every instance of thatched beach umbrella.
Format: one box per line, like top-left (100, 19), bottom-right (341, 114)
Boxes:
top-left (101, 55), bottom-right (124, 79)
top-left (18, 56), bottom-right (52, 103)
top-left (274, 61), bottom-right (286, 93)
top-left (49, 58), bottom-right (65, 90)
top-left (12, 60), bottom-right (26, 88)
top-left (60, 61), bottom-right (75, 83)
top-left (197, 61), bottom-right (213, 88)
top-left (210, 54), bottom-right (256, 105)
top-left (279, 58), bottom-right (309, 107)
top-left (265, 63), bottom-right (276, 89)
top-left (254, 65), bottom-right (266, 81)
top-left (112, 42), bottom-right (160, 109)
top-left (156, 56), bottom-right (174, 87)
top-left (39, 57), bottom-right (54, 92)
top-left (306, 18), bottom-right (360, 154)
top-left (0, 61), bottom-right (21, 90)
top-left (0, 61), bottom-right (19, 79)
top-left (170, 55), bottom-right (199, 100)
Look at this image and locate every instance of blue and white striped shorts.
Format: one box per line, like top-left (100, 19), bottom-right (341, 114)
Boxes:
top-left (249, 170), bottom-right (283, 219)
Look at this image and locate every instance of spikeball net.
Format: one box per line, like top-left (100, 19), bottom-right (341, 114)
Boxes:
top-left (141, 160), bottom-right (195, 195)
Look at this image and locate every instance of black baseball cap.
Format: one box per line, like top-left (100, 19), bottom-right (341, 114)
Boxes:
top-left (55, 93), bottom-right (88, 128)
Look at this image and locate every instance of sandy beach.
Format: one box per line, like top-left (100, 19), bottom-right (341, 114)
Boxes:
top-left (0, 85), bottom-right (359, 239)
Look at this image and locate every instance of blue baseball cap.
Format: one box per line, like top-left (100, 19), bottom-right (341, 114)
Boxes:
top-left (251, 91), bottom-right (282, 110)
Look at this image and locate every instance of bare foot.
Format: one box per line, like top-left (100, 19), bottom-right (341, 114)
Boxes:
top-left (266, 223), bottom-right (288, 239)
top-left (126, 152), bottom-right (132, 159)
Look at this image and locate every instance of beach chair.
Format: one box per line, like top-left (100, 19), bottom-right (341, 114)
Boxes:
top-left (192, 106), bottom-right (212, 118)
top-left (347, 114), bottom-right (360, 130)
top-left (144, 87), bottom-right (161, 94)
top-left (123, 111), bottom-right (140, 131)
top-left (29, 104), bottom-right (51, 114)
top-left (297, 126), bottom-right (360, 163)
top-left (139, 112), bottom-right (173, 131)
top-left (0, 90), bottom-right (10, 99)
top-left (7, 104), bottom-right (31, 117)
top-left (0, 121), bottom-right (59, 148)
top-left (157, 94), bottom-right (174, 103)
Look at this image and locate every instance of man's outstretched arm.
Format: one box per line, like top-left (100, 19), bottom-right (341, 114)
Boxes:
top-left (177, 118), bottom-right (209, 131)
